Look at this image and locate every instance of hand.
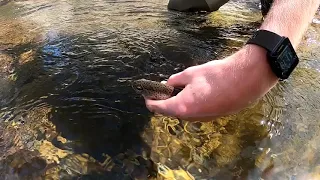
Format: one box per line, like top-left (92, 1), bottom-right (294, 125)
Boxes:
top-left (144, 45), bottom-right (279, 121)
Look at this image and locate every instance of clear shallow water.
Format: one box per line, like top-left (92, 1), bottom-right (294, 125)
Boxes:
top-left (0, 0), bottom-right (319, 179)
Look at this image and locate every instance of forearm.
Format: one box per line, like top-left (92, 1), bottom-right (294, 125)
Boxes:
top-left (260, 0), bottom-right (320, 48)
top-left (241, 0), bottom-right (320, 83)
top-left (226, 0), bottom-right (320, 98)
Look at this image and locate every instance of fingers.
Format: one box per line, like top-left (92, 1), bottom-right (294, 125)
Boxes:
top-left (144, 67), bottom-right (195, 117)
top-left (145, 95), bottom-right (186, 117)
top-left (145, 96), bottom-right (219, 122)
top-left (166, 70), bottom-right (191, 87)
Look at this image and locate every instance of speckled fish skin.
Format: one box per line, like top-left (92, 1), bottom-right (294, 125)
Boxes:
top-left (131, 79), bottom-right (175, 100)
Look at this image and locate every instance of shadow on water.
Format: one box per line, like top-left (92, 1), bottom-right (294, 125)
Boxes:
top-left (161, 11), bottom-right (228, 66)
top-left (0, 13), bottom-right (241, 177)
top-left (161, 9), bottom-right (262, 65)
top-left (37, 10), bottom-right (240, 163)
top-left (0, 35), bottom-right (157, 179)
top-left (22, 35), bottom-right (155, 159)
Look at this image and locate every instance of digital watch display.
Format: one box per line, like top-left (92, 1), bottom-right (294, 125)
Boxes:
top-left (246, 30), bottom-right (299, 80)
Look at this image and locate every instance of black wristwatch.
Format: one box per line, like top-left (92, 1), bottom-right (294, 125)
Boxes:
top-left (246, 29), bottom-right (299, 80)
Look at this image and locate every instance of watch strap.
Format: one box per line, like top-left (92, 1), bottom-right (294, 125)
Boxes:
top-left (246, 29), bottom-right (299, 80)
top-left (246, 29), bottom-right (284, 52)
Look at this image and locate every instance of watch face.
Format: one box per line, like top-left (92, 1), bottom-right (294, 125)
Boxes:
top-left (271, 38), bottom-right (299, 79)
top-left (277, 45), bottom-right (296, 70)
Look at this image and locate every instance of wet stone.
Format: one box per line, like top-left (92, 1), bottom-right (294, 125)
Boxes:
top-left (0, 53), bottom-right (14, 75)
top-left (0, 149), bottom-right (47, 179)
top-left (0, 19), bottom-right (43, 50)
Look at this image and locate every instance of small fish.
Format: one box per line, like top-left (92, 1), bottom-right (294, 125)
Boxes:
top-left (131, 79), bottom-right (183, 100)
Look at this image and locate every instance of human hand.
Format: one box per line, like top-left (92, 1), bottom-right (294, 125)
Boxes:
top-left (144, 45), bottom-right (279, 121)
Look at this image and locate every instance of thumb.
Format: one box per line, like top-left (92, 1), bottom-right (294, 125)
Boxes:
top-left (145, 69), bottom-right (192, 116)
top-left (166, 70), bottom-right (190, 87)
top-left (145, 95), bottom-right (186, 117)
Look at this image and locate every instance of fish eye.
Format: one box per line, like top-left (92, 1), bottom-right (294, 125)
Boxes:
top-left (136, 85), bottom-right (143, 90)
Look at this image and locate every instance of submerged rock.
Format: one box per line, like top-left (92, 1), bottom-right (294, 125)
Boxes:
top-left (0, 19), bottom-right (43, 50)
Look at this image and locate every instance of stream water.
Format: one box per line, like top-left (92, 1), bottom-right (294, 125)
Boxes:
top-left (0, 0), bottom-right (320, 179)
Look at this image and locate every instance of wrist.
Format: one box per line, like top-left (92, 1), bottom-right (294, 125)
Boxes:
top-left (242, 44), bottom-right (279, 82)
top-left (226, 44), bottom-right (279, 97)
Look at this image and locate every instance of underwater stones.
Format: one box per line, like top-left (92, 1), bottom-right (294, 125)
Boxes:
top-left (0, 19), bottom-right (42, 50)
top-left (0, 53), bottom-right (14, 75)
top-left (0, 149), bottom-right (47, 179)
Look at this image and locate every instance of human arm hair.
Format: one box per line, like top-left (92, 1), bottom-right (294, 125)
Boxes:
top-left (242, 0), bottom-right (320, 89)
top-left (260, 0), bottom-right (320, 48)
